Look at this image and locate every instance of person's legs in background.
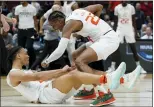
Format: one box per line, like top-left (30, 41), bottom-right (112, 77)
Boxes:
top-left (17, 29), bottom-right (27, 48)
top-left (30, 40), bottom-right (49, 70)
top-left (26, 37), bottom-right (36, 69)
top-left (107, 47), bottom-right (121, 73)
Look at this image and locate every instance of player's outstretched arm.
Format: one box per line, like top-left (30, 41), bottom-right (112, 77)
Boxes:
top-left (43, 20), bottom-right (82, 65)
top-left (84, 4), bottom-right (103, 17)
top-left (9, 66), bottom-right (72, 83)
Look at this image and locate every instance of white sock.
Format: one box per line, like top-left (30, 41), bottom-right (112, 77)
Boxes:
top-left (84, 85), bottom-right (94, 91)
top-left (95, 85), bottom-right (107, 93)
top-left (136, 61), bottom-right (140, 66)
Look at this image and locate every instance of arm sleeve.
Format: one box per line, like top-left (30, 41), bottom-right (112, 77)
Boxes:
top-left (43, 38), bottom-right (69, 64)
top-left (66, 35), bottom-right (76, 62)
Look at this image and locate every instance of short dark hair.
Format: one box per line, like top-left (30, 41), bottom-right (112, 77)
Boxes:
top-left (7, 46), bottom-right (22, 72)
top-left (48, 11), bottom-right (65, 21)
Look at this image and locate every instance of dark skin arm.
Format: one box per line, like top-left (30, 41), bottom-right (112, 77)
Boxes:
top-left (71, 2), bottom-right (79, 11)
top-left (62, 19), bottom-right (82, 39)
top-left (39, 16), bottom-right (46, 34)
top-left (132, 15), bottom-right (138, 38)
top-left (84, 4), bottom-right (103, 17)
top-left (113, 15), bottom-right (118, 31)
top-left (33, 16), bottom-right (38, 33)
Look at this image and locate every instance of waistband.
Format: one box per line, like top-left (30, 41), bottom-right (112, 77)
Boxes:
top-left (19, 28), bottom-right (34, 30)
top-left (103, 30), bottom-right (113, 35)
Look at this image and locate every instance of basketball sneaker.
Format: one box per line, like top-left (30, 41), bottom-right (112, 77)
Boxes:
top-left (90, 90), bottom-right (115, 106)
top-left (121, 65), bottom-right (141, 89)
top-left (105, 62), bottom-right (126, 90)
top-left (74, 88), bottom-right (96, 100)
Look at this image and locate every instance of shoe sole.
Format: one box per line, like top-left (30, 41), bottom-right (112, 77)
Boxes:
top-left (74, 94), bottom-right (96, 100)
top-left (128, 66), bottom-right (141, 89)
top-left (90, 97), bottom-right (116, 106)
top-left (110, 62), bottom-right (126, 89)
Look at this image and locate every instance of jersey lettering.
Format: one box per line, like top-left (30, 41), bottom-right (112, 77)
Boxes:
top-left (85, 13), bottom-right (100, 25)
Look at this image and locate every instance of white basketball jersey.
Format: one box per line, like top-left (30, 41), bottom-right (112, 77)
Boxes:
top-left (66, 9), bottom-right (112, 42)
top-left (114, 4), bottom-right (135, 28)
top-left (6, 69), bottom-right (50, 102)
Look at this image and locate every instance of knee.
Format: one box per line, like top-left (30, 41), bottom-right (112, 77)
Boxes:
top-left (68, 70), bottom-right (78, 78)
top-left (75, 57), bottom-right (84, 66)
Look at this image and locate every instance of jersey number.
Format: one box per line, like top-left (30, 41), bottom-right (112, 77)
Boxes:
top-left (120, 18), bottom-right (129, 24)
top-left (85, 13), bottom-right (100, 25)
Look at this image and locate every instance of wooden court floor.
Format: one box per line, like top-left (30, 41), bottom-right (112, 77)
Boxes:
top-left (1, 74), bottom-right (152, 106)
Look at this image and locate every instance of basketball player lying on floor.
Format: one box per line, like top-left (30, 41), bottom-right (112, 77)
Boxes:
top-left (6, 46), bottom-right (141, 106)
top-left (40, 4), bottom-right (141, 106)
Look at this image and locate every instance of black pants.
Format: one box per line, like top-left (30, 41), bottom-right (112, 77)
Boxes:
top-left (31, 39), bottom-right (66, 70)
top-left (18, 28), bottom-right (36, 68)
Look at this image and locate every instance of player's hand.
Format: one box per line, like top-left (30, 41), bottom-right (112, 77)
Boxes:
top-left (71, 61), bottom-right (76, 70)
top-left (62, 65), bottom-right (71, 72)
top-left (62, 65), bottom-right (76, 72)
top-left (12, 18), bottom-right (17, 25)
top-left (41, 62), bottom-right (49, 68)
top-left (39, 30), bottom-right (43, 35)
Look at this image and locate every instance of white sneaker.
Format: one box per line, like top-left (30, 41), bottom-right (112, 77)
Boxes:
top-left (140, 68), bottom-right (147, 74)
top-left (106, 62), bottom-right (126, 90)
top-left (106, 67), bottom-right (113, 73)
top-left (106, 66), bottom-right (115, 73)
top-left (122, 65), bottom-right (141, 89)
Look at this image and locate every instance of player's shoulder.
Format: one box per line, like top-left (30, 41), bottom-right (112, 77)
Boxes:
top-left (73, 8), bottom-right (85, 13)
top-left (128, 4), bottom-right (135, 8)
top-left (15, 5), bottom-right (22, 9)
top-left (115, 4), bottom-right (122, 8)
top-left (70, 8), bottom-right (86, 16)
top-left (28, 4), bottom-right (36, 9)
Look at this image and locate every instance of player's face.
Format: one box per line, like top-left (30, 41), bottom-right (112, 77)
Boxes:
top-left (49, 19), bottom-right (64, 31)
top-left (17, 48), bottom-right (29, 66)
top-left (20, 1), bottom-right (27, 6)
top-left (122, 1), bottom-right (127, 7)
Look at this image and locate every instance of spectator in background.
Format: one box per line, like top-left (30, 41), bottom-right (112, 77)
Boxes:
top-left (145, 15), bottom-right (152, 24)
top-left (140, 24), bottom-right (147, 37)
top-left (140, 1), bottom-right (153, 17)
top-left (15, 1), bottom-right (38, 68)
top-left (135, 3), bottom-right (145, 32)
top-left (147, 21), bottom-right (153, 29)
top-left (31, 1), bottom-right (41, 14)
top-left (31, 5), bottom-right (66, 70)
top-left (107, 1), bottom-right (121, 21)
top-left (12, 33), bottom-right (18, 46)
top-left (104, 14), bottom-right (113, 27)
top-left (62, 1), bottom-right (79, 17)
top-left (2, 31), bottom-right (14, 50)
top-left (39, 4), bottom-right (62, 35)
top-left (141, 27), bottom-right (153, 39)
top-left (0, 12), bottom-right (15, 75)
top-left (7, 7), bottom-right (16, 18)
top-left (1, 1), bottom-right (9, 15)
